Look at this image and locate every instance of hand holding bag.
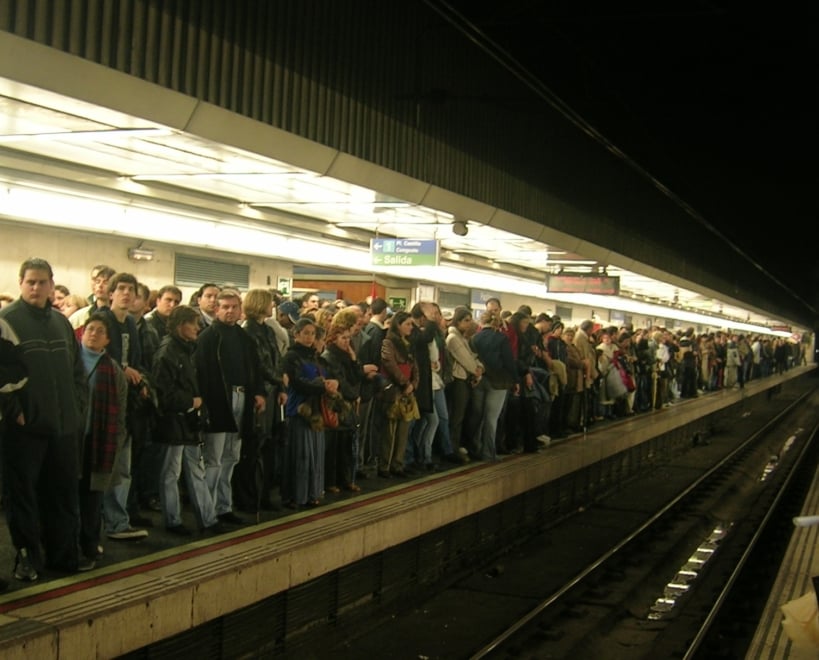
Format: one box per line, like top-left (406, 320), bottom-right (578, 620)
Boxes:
top-left (320, 394), bottom-right (340, 429)
top-left (387, 394), bottom-right (420, 422)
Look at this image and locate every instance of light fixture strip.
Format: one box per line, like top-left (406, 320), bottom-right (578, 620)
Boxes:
top-left (0, 180), bottom-right (793, 336)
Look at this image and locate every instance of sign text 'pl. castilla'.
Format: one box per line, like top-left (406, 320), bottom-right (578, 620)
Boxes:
top-left (370, 238), bottom-right (439, 266)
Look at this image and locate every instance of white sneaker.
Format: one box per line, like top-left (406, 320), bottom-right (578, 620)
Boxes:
top-left (108, 527), bottom-right (149, 540)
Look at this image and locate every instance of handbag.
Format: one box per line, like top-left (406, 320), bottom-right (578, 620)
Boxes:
top-left (386, 394), bottom-right (420, 422)
top-left (621, 367), bottom-right (636, 392)
top-left (184, 407), bottom-right (207, 434)
top-left (320, 394), bottom-right (340, 429)
top-left (605, 364), bottom-right (628, 399)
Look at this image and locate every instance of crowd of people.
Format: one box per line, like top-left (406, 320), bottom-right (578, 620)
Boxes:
top-left (0, 258), bottom-right (809, 592)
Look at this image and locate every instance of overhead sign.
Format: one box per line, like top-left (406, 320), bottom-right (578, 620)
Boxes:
top-left (276, 277), bottom-right (292, 296)
top-left (547, 274), bottom-right (620, 295)
top-left (470, 289), bottom-right (502, 308)
top-left (371, 239), bottom-right (438, 266)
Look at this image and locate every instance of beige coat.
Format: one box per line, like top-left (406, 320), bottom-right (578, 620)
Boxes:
top-left (446, 325), bottom-right (483, 381)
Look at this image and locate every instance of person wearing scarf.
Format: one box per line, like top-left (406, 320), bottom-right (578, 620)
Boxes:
top-left (79, 313), bottom-right (127, 570)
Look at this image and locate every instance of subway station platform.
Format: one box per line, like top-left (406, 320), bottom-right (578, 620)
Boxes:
top-left (0, 366), bottom-right (814, 659)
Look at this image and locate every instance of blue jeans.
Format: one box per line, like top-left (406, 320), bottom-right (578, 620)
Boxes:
top-left (203, 389), bottom-right (244, 515)
top-left (103, 432), bottom-right (133, 533)
top-left (478, 386), bottom-right (507, 461)
top-left (160, 444), bottom-right (218, 529)
top-left (431, 387), bottom-right (452, 456)
top-left (409, 407), bottom-right (439, 465)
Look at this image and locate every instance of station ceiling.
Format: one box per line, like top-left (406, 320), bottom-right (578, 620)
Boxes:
top-left (0, 72), bottom-right (796, 332)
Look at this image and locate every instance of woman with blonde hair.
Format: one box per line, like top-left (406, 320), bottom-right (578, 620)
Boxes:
top-left (238, 289), bottom-right (286, 513)
top-left (312, 306), bottom-right (335, 334)
top-left (61, 293), bottom-right (87, 318)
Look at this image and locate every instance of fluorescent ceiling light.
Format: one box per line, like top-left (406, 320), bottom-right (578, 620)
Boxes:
top-left (0, 180), bottom-right (792, 336)
top-left (248, 200), bottom-right (412, 208)
top-left (0, 181), bottom-right (358, 267)
top-left (0, 128), bottom-right (171, 143)
top-left (548, 260), bottom-right (599, 266)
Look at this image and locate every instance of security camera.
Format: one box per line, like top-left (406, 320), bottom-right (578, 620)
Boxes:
top-left (452, 220), bottom-right (468, 236)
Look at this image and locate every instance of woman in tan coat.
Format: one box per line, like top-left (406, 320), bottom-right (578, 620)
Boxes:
top-left (562, 327), bottom-right (586, 432)
top-left (444, 307), bottom-right (483, 462)
top-left (379, 311), bottom-right (420, 477)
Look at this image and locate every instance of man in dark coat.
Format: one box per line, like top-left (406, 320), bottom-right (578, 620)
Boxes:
top-left (0, 258), bottom-right (87, 580)
top-left (0, 321), bottom-right (28, 590)
top-left (357, 298), bottom-right (389, 473)
top-left (195, 289), bottom-right (265, 525)
top-left (405, 302), bottom-right (440, 470)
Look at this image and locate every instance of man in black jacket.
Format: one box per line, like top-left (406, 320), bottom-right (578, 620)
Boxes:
top-left (0, 258), bottom-right (87, 581)
top-left (96, 273), bottom-right (151, 541)
top-left (195, 289), bottom-right (265, 525)
top-left (405, 303), bottom-right (440, 470)
top-left (0, 321), bottom-right (28, 590)
top-left (146, 284), bottom-right (182, 340)
top-left (357, 298), bottom-right (389, 473)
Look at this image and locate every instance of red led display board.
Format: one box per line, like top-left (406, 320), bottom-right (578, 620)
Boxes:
top-left (546, 274), bottom-right (620, 295)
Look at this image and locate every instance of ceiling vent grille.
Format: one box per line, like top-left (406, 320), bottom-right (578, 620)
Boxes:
top-left (175, 254), bottom-right (250, 290)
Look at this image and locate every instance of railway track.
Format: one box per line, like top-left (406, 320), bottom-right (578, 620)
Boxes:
top-left (472, 388), bottom-right (819, 659)
top-left (280, 379), bottom-right (819, 660)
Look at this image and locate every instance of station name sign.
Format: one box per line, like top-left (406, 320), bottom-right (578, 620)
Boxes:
top-left (547, 274), bottom-right (620, 295)
top-left (370, 238), bottom-right (438, 266)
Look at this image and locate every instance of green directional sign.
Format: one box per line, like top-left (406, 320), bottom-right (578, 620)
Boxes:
top-left (370, 238), bottom-right (438, 266)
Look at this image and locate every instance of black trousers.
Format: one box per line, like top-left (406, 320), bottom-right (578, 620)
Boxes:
top-left (78, 479), bottom-right (103, 560)
top-left (127, 411), bottom-right (161, 512)
top-left (3, 427), bottom-right (80, 571)
top-left (232, 430), bottom-right (264, 513)
top-left (325, 428), bottom-right (355, 489)
top-left (446, 378), bottom-right (472, 454)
